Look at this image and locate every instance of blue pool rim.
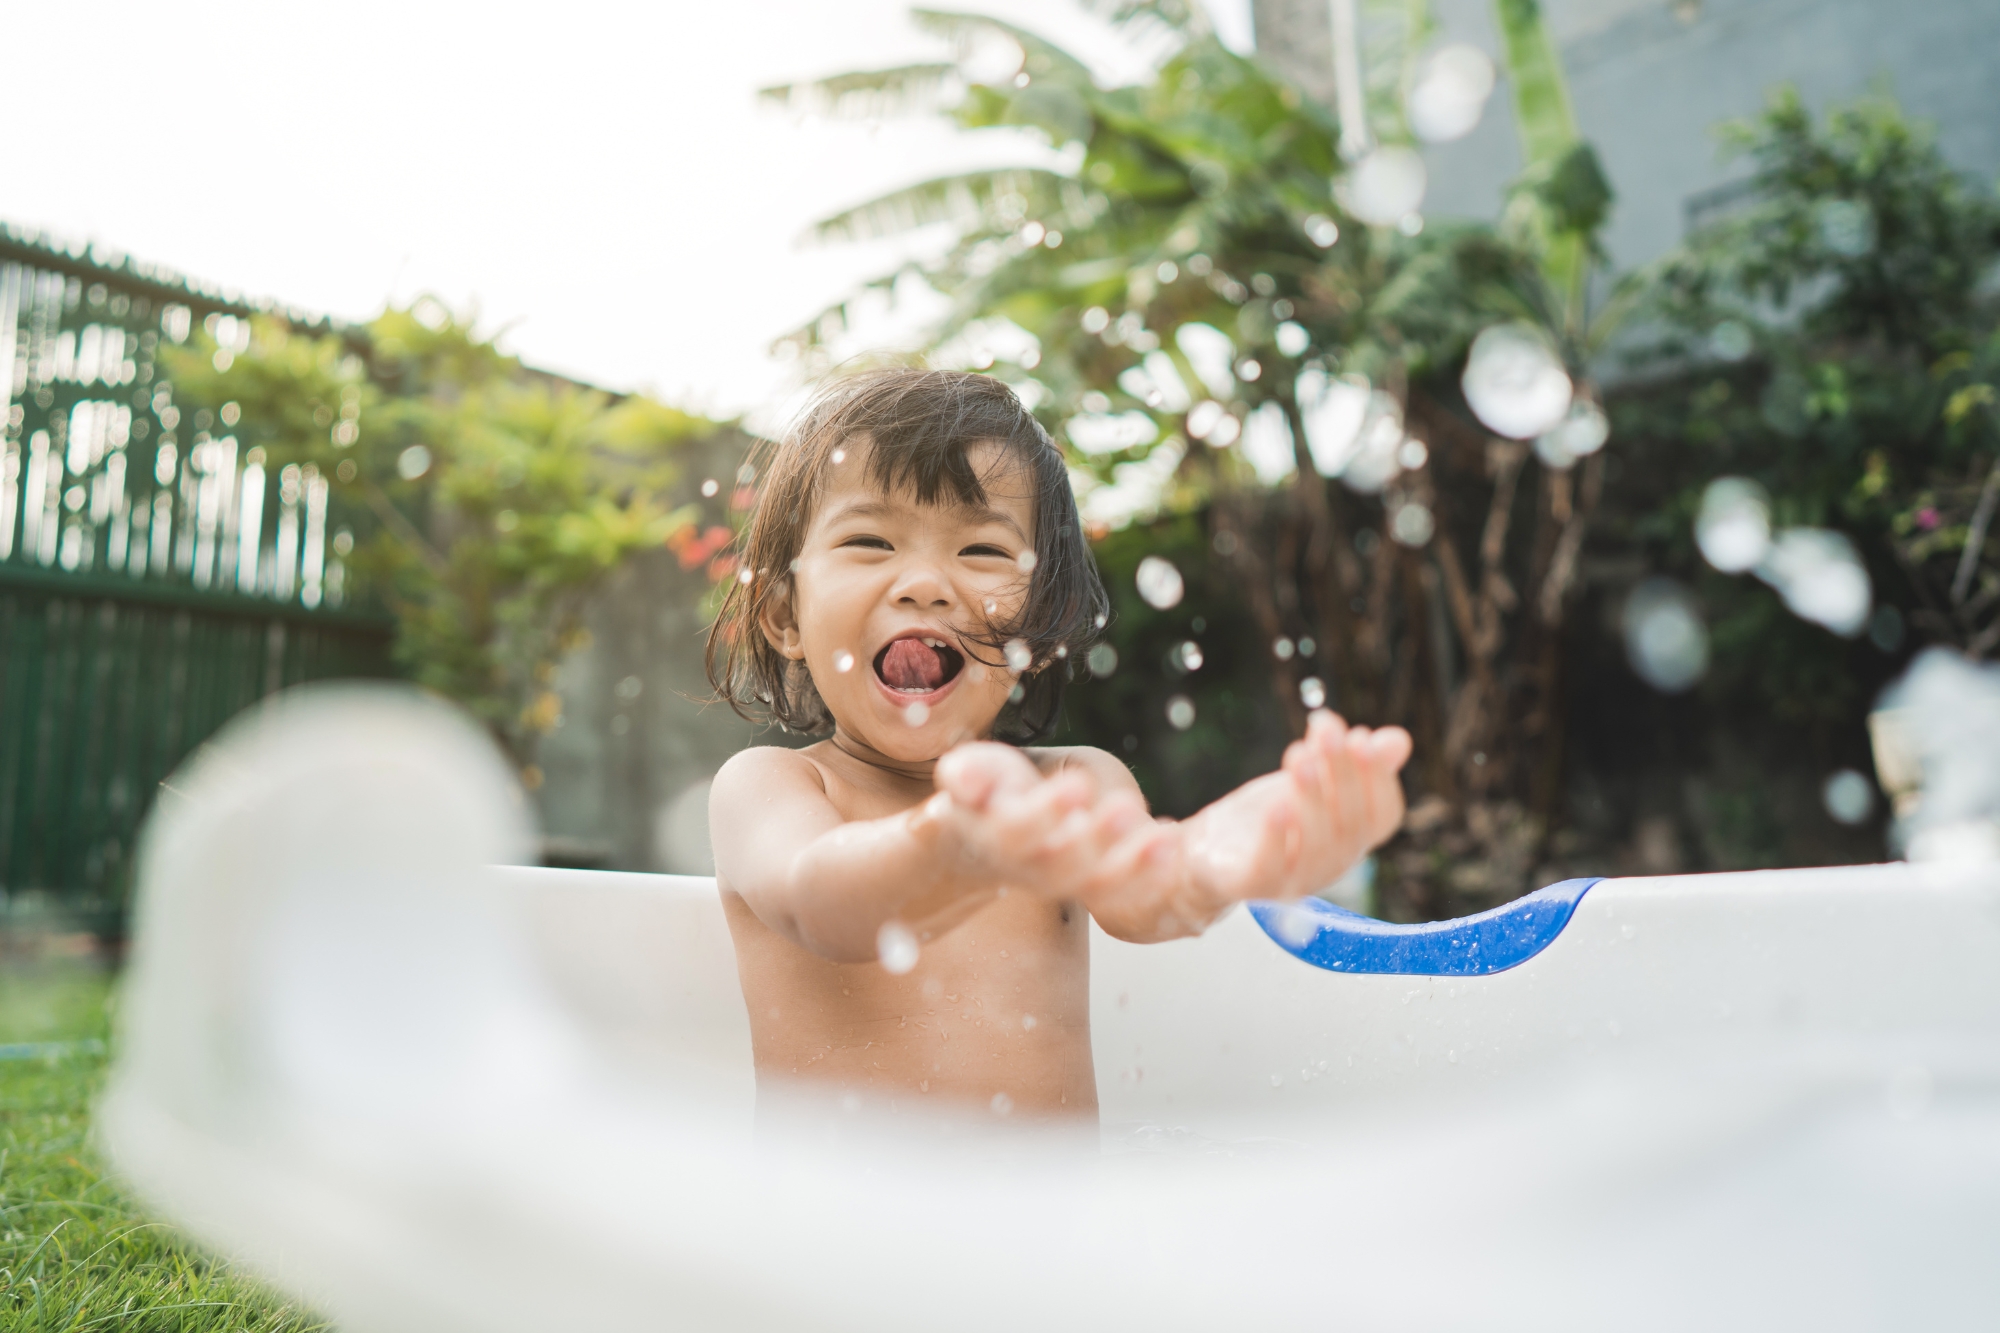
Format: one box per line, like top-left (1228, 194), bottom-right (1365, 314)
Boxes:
top-left (1248, 877), bottom-right (1604, 976)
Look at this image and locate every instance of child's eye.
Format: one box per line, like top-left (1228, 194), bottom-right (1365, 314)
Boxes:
top-left (960, 544), bottom-right (1010, 558)
top-left (841, 535), bottom-right (893, 550)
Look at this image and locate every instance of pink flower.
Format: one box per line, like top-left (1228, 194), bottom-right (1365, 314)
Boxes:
top-left (1916, 507), bottom-right (1941, 531)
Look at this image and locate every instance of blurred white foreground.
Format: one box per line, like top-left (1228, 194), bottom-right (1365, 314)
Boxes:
top-left (102, 686), bottom-right (2000, 1331)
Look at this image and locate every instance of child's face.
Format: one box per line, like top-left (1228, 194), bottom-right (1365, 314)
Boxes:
top-left (770, 438), bottom-right (1037, 762)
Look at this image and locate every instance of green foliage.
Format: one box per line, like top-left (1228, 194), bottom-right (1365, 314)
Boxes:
top-left (165, 304), bottom-right (723, 765)
top-left (0, 965), bottom-right (324, 1332)
top-left (1630, 87), bottom-right (2000, 663)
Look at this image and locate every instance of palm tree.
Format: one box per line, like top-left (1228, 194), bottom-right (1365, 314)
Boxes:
top-left (771, 0), bottom-right (1627, 915)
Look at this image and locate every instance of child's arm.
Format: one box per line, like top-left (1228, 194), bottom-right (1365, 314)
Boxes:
top-left (1004, 712), bottom-right (1411, 943)
top-left (708, 745), bottom-right (1150, 963)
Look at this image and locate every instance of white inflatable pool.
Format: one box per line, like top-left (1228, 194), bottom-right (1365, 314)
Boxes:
top-left (100, 688), bottom-right (2000, 1331)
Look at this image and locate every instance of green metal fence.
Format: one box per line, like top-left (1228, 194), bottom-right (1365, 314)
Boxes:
top-left (1, 226), bottom-right (395, 922)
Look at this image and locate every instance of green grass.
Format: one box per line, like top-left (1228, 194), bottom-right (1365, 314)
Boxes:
top-left (0, 960), bottom-right (328, 1332)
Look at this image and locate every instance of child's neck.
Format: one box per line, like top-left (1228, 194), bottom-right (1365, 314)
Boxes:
top-left (822, 723), bottom-right (988, 792)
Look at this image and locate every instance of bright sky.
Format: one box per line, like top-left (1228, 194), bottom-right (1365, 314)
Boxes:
top-left (8, 1), bottom-right (1252, 430)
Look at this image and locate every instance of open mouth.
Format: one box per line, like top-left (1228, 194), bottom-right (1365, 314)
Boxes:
top-left (873, 634), bottom-right (965, 694)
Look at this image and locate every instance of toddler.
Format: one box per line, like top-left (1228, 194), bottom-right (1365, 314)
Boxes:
top-left (707, 369), bottom-right (1409, 1118)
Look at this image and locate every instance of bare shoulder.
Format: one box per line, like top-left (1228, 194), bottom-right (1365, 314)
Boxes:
top-left (1027, 744), bottom-right (1145, 801)
top-left (710, 743), bottom-right (829, 803)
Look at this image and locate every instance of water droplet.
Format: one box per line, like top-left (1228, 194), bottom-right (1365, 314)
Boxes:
top-left (1004, 638), bottom-right (1033, 671)
top-left (1447, 1048), bottom-right (1459, 1063)
top-left (830, 448), bottom-right (847, 464)
top-left (737, 566), bottom-right (755, 585)
top-left (984, 599), bottom-right (998, 615)
top-left (1389, 502), bottom-right (1435, 547)
top-left (1299, 677), bottom-right (1326, 709)
top-left (990, 1092), bottom-right (1014, 1116)
top-left (1823, 768), bottom-right (1876, 825)
top-left (1135, 556), bottom-right (1184, 609)
top-left (904, 701), bottom-right (931, 727)
top-left (1462, 324), bottom-right (1572, 439)
top-left (1396, 438), bottom-right (1429, 471)
top-left (1623, 578), bottom-right (1709, 693)
top-left (1273, 636), bottom-right (1295, 661)
top-left (1275, 322), bottom-right (1310, 358)
top-left (1696, 477), bottom-right (1771, 572)
top-left (700, 477), bottom-right (719, 497)
top-left (1087, 643), bottom-right (1118, 678)
top-left (1338, 146), bottom-right (1428, 225)
top-left (1406, 43), bottom-right (1496, 143)
top-left (1760, 528), bottom-right (1871, 635)
top-left (1016, 549), bottom-right (1038, 573)
top-left (877, 921), bottom-right (919, 974)
top-left (1536, 399), bottom-right (1609, 464)
top-left (1021, 1014), bottom-right (1037, 1030)
top-left (396, 445), bottom-right (431, 480)
top-left (1269, 903), bottom-right (1323, 947)
top-left (1303, 213), bottom-right (1339, 247)
top-left (833, 650), bottom-right (855, 673)
top-left (1270, 1074), bottom-right (1284, 1088)
top-left (1166, 695), bottom-right (1196, 730)
top-left (1007, 683), bottom-right (1025, 703)
top-left (1093, 612), bottom-right (1108, 629)
top-left (1176, 640), bottom-right (1203, 671)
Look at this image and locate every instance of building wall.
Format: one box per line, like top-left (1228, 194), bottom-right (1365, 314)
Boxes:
top-left (1260, 0), bottom-right (2000, 271)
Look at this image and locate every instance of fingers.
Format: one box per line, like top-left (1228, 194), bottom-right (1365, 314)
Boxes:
top-left (935, 741), bottom-right (1042, 811)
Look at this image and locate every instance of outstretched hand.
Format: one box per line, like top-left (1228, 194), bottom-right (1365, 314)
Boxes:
top-left (923, 714), bottom-right (1411, 940)
top-left (1082, 711), bottom-right (1411, 939)
top-left (924, 742), bottom-right (1152, 902)
top-left (1187, 710), bottom-right (1409, 900)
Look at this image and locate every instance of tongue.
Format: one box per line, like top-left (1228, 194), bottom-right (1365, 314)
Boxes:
top-left (881, 639), bottom-right (945, 690)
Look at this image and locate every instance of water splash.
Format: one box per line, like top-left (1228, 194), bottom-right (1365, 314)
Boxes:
top-left (877, 921), bottom-right (920, 975)
top-left (1462, 325), bottom-right (1572, 440)
top-left (1087, 644), bottom-right (1118, 678)
top-left (833, 650), bottom-right (855, 673)
top-left (1532, 401), bottom-right (1609, 470)
top-left (1406, 44), bottom-right (1496, 144)
top-left (1389, 502), bottom-right (1435, 547)
top-left (1004, 639), bottom-right (1032, 672)
top-left (1696, 477), bottom-right (1772, 573)
top-left (1757, 529), bottom-right (1870, 637)
top-left (1136, 556), bottom-right (1184, 610)
top-left (1623, 578), bottom-right (1709, 693)
top-left (1875, 649), bottom-right (2000, 861)
top-left (1175, 640), bottom-right (1204, 672)
top-left (1166, 696), bottom-right (1196, 730)
top-left (1822, 769), bottom-right (1876, 826)
top-left (1338, 147), bottom-right (1427, 227)
top-left (904, 701), bottom-right (931, 727)
top-left (1299, 677), bottom-right (1327, 709)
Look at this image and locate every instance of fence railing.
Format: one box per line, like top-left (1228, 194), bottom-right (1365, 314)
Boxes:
top-left (1, 226), bottom-right (396, 920)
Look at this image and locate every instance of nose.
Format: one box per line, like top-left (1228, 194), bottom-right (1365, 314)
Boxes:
top-left (888, 555), bottom-right (954, 610)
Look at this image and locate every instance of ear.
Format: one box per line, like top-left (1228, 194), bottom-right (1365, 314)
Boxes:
top-left (757, 577), bottom-right (805, 660)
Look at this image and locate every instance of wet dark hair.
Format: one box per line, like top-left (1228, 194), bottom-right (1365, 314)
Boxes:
top-left (706, 367), bottom-right (1108, 743)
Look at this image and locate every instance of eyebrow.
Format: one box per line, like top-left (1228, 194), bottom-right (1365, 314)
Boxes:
top-left (825, 498), bottom-right (1030, 544)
